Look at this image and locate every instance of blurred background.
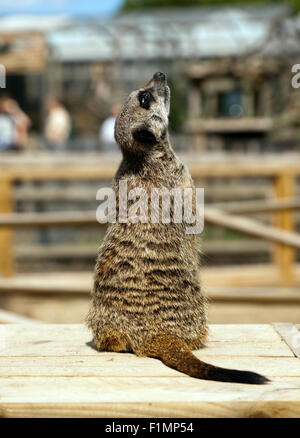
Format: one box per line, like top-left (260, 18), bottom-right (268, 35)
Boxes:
top-left (1, 0), bottom-right (300, 325)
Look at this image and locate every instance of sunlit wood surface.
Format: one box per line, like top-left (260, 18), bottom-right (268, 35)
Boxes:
top-left (0, 323), bottom-right (299, 417)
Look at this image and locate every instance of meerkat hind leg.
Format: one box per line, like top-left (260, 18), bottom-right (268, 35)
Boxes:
top-left (93, 331), bottom-right (131, 353)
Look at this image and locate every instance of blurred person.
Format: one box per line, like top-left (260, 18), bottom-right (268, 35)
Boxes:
top-left (10, 99), bottom-right (31, 150)
top-left (0, 95), bottom-right (15, 151)
top-left (44, 98), bottom-right (71, 150)
top-left (0, 95), bottom-right (31, 151)
top-left (99, 104), bottom-right (120, 153)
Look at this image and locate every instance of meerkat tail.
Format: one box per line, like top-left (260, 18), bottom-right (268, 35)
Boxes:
top-left (143, 334), bottom-right (270, 385)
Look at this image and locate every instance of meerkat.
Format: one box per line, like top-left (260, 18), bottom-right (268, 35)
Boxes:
top-left (86, 72), bottom-right (269, 384)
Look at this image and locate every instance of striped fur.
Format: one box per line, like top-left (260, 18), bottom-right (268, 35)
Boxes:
top-left (86, 73), bottom-right (269, 384)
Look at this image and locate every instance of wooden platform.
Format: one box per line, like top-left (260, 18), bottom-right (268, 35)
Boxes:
top-left (0, 323), bottom-right (300, 417)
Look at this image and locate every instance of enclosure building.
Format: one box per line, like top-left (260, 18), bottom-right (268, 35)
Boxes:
top-left (1, 4), bottom-right (300, 150)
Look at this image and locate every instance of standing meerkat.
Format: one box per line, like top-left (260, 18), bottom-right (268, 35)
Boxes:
top-left (86, 72), bottom-right (269, 384)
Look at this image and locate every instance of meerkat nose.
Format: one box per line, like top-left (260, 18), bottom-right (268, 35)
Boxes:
top-left (153, 72), bottom-right (166, 83)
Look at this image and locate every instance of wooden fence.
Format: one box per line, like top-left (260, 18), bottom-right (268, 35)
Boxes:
top-left (0, 159), bottom-right (299, 287)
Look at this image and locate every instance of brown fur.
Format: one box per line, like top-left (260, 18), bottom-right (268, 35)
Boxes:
top-left (86, 72), bottom-right (269, 384)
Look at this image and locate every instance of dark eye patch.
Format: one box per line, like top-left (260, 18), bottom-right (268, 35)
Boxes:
top-left (138, 89), bottom-right (155, 110)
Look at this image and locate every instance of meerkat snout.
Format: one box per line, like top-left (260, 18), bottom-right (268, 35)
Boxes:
top-left (115, 72), bottom-right (170, 152)
top-left (153, 71), bottom-right (166, 81)
top-left (132, 126), bottom-right (157, 145)
top-left (152, 72), bottom-right (167, 94)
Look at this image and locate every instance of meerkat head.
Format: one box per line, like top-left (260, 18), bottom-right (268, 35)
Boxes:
top-left (115, 72), bottom-right (170, 153)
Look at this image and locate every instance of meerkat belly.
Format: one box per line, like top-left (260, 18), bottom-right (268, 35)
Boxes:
top-left (92, 223), bottom-right (207, 345)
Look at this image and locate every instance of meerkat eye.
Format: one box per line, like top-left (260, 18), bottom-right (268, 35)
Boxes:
top-left (138, 90), bottom-right (154, 110)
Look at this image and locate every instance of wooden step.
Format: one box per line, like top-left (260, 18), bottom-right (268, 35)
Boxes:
top-left (0, 323), bottom-right (299, 417)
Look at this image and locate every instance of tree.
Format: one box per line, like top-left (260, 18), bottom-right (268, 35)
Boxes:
top-left (121, 0), bottom-right (300, 12)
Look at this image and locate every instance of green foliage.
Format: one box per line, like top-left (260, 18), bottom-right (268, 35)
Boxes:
top-left (121, 0), bottom-right (300, 12)
top-left (168, 74), bottom-right (188, 133)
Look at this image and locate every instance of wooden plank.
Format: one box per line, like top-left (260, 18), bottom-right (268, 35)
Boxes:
top-left (0, 174), bottom-right (14, 277)
top-left (0, 356), bottom-right (297, 377)
top-left (209, 302), bottom-right (300, 325)
top-left (186, 158), bottom-right (300, 178)
top-left (208, 324), bottom-right (281, 342)
top-left (207, 287), bottom-right (300, 303)
top-left (186, 117), bottom-right (273, 134)
top-left (203, 342), bottom-right (290, 357)
top-left (0, 339), bottom-right (291, 359)
top-left (204, 263), bottom-right (300, 288)
top-left (205, 207), bottom-right (300, 249)
top-left (14, 185), bottom-right (98, 202)
top-left (217, 197), bottom-right (300, 215)
top-left (273, 323), bottom-right (300, 359)
top-left (1, 398), bottom-right (300, 418)
top-left (0, 309), bottom-right (42, 324)
top-left (203, 264), bottom-right (283, 287)
top-left (0, 275), bottom-right (93, 294)
top-left (0, 211), bottom-right (102, 228)
top-left (0, 377), bottom-right (300, 418)
top-left (8, 167), bottom-right (117, 181)
top-left (272, 174), bottom-right (295, 287)
top-left (0, 324), bottom-right (283, 358)
top-left (16, 243), bottom-right (99, 259)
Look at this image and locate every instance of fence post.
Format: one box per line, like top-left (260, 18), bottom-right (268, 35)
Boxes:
top-left (272, 172), bottom-right (295, 287)
top-left (0, 172), bottom-right (14, 277)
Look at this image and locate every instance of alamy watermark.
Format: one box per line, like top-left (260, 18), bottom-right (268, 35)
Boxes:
top-left (291, 64), bottom-right (300, 88)
top-left (0, 64), bottom-right (6, 89)
top-left (96, 180), bottom-right (204, 234)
